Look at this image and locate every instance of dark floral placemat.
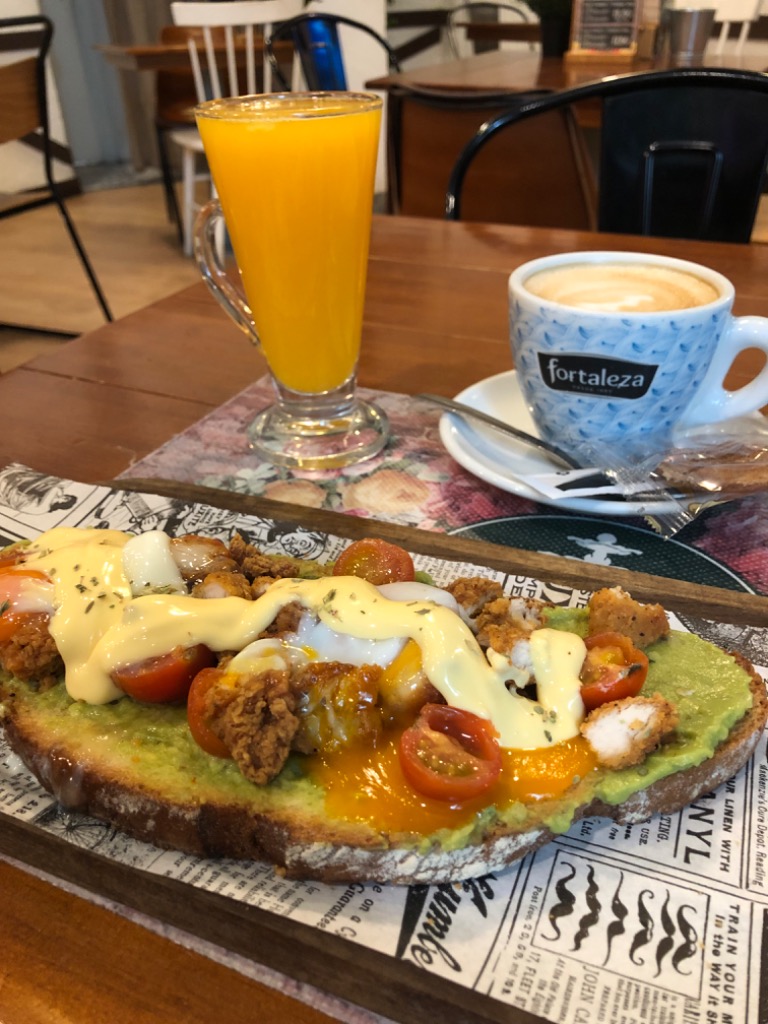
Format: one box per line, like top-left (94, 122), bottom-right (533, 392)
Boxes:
top-left (118, 377), bottom-right (768, 597)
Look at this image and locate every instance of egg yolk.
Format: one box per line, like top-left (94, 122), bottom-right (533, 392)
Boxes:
top-left (498, 737), bottom-right (598, 803)
top-left (308, 732), bottom-right (598, 836)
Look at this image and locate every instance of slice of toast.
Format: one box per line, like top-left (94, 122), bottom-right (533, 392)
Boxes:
top-left (1, 651), bottom-right (765, 885)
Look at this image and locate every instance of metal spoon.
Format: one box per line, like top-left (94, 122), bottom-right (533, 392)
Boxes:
top-left (416, 392), bottom-right (582, 470)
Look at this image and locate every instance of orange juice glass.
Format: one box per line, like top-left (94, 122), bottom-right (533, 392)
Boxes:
top-left (194, 93), bottom-right (388, 469)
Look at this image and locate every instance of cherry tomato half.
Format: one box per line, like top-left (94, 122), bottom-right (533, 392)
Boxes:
top-left (111, 644), bottom-right (215, 704)
top-left (399, 703), bottom-right (502, 802)
top-left (187, 667), bottom-right (232, 758)
top-left (332, 538), bottom-right (415, 586)
top-left (580, 631), bottom-right (649, 711)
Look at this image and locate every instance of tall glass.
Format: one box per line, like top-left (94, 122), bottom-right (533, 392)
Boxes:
top-left (194, 92), bottom-right (389, 469)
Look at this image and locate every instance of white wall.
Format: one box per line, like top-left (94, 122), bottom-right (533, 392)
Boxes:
top-left (41, 0), bottom-right (129, 166)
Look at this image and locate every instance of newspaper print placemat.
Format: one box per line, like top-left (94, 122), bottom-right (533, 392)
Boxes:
top-left (1, 465), bottom-right (767, 1024)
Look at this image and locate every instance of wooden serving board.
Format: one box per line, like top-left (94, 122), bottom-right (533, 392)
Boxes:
top-left (121, 477), bottom-right (768, 627)
top-left (0, 476), bottom-right (765, 1024)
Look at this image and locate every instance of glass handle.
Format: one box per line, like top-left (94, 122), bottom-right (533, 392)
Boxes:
top-left (193, 199), bottom-right (261, 347)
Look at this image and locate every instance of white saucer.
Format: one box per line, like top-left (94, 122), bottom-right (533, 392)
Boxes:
top-left (438, 371), bottom-right (678, 517)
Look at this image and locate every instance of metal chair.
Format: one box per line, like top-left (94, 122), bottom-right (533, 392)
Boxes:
top-left (447, 67), bottom-right (768, 243)
top-left (266, 12), bottom-right (401, 91)
top-left (168, 0), bottom-right (305, 255)
top-left (447, 2), bottom-right (537, 58)
top-left (0, 14), bottom-right (112, 333)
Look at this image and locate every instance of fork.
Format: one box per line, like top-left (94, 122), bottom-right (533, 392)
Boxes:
top-left (417, 391), bottom-right (700, 536)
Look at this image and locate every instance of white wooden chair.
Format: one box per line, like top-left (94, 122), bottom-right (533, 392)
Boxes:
top-left (712, 0), bottom-right (762, 54)
top-left (447, 2), bottom-right (537, 59)
top-left (168, 0), bottom-right (304, 256)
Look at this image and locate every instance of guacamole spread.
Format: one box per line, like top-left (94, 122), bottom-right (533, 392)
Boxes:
top-left (0, 613), bottom-right (756, 847)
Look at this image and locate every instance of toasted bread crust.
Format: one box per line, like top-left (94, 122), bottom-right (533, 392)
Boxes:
top-left (0, 652), bottom-right (765, 885)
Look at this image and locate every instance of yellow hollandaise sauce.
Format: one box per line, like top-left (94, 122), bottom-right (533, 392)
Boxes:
top-left (19, 527), bottom-right (588, 751)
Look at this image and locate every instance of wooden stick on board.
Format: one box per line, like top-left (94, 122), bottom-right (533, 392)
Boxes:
top-left (116, 478), bottom-right (768, 628)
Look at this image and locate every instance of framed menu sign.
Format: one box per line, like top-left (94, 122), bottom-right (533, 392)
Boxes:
top-left (566, 0), bottom-right (641, 61)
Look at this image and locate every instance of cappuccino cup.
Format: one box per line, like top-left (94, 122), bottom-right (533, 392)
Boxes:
top-left (508, 251), bottom-right (768, 462)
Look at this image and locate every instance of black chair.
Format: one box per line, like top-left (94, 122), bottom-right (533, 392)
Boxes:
top-left (266, 12), bottom-right (401, 91)
top-left (153, 24), bottom-right (210, 247)
top-left (446, 67), bottom-right (768, 243)
top-left (387, 85), bottom-right (595, 229)
top-left (0, 15), bottom-right (112, 332)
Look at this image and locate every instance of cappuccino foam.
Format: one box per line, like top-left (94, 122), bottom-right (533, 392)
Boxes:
top-left (524, 262), bottom-right (720, 313)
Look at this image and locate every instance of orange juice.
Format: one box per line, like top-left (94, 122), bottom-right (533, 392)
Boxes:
top-left (196, 94), bottom-right (381, 395)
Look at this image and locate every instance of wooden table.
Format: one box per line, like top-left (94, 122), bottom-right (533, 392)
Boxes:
top-left (97, 41), bottom-right (213, 72)
top-left (457, 20), bottom-right (542, 45)
top-left (96, 38), bottom-right (291, 73)
top-left (1, 216), bottom-right (767, 1024)
top-left (367, 46), bottom-right (768, 93)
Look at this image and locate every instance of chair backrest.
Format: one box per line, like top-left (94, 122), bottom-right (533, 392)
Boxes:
top-left (446, 68), bottom-right (768, 243)
top-left (0, 17), bottom-right (53, 176)
top-left (387, 85), bottom-right (594, 229)
top-left (155, 25), bottom-right (222, 127)
top-left (447, 2), bottom-right (535, 59)
top-left (0, 14), bottom-right (112, 323)
top-left (266, 12), bottom-right (401, 91)
top-left (169, 0), bottom-right (305, 98)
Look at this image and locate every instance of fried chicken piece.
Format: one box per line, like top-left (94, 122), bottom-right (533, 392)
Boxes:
top-left (169, 535), bottom-right (238, 584)
top-left (580, 692), bottom-right (679, 770)
top-left (204, 668), bottom-right (299, 785)
top-left (205, 656), bottom-right (383, 783)
top-left (258, 600), bottom-right (304, 638)
top-left (251, 575), bottom-right (279, 599)
top-left (0, 614), bottom-right (62, 692)
top-left (588, 587), bottom-right (669, 649)
top-left (293, 661), bottom-right (383, 755)
top-left (228, 533), bottom-right (329, 583)
top-left (445, 577), bottom-right (504, 629)
top-left (191, 570), bottom-right (253, 600)
top-left (475, 596), bottom-right (549, 657)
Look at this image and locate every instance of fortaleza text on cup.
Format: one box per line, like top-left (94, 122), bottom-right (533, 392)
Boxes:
top-left (537, 353), bottom-right (658, 399)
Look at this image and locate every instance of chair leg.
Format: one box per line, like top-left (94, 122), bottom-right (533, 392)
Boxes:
top-left (51, 192), bottom-right (113, 322)
top-left (182, 147), bottom-right (197, 257)
top-left (736, 20), bottom-right (750, 54)
top-left (156, 124), bottom-right (184, 244)
top-left (0, 321), bottom-right (78, 340)
top-left (716, 21), bottom-right (728, 55)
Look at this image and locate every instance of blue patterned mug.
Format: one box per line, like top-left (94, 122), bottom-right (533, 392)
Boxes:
top-left (509, 251), bottom-right (768, 461)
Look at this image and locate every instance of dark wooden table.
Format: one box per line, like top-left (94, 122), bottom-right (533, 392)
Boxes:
top-left (1, 215), bottom-right (767, 1024)
top-left (97, 40), bottom-right (212, 72)
top-left (458, 20), bottom-right (542, 45)
top-left (366, 46), bottom-right (768, 93)
top-left (96, 38), bottom-right (291, 72)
